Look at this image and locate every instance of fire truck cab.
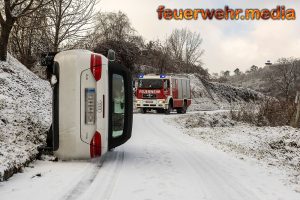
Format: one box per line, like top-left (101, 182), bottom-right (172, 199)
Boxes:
top-left (135, 74), bottom-right (191, 114)
top-left (41, 49), bottom-right (133, 160)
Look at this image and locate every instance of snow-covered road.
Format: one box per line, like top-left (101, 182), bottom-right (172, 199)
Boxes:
top-left (1, 113), bottom-right (299, 200)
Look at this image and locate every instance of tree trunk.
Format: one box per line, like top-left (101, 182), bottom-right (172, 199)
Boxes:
top-left (295, 100), bottom-right (300, 128)
top-left (0, 21), bottom-right (14, 61)
top-left (53, 33), bottom-right (59, 52)
top-left (0, 27), bottom-right (10, 61)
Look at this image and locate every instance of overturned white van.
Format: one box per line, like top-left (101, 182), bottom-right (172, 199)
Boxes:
top-left (40, 49), bottom-right (133, 160)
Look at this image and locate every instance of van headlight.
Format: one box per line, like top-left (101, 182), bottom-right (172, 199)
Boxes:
top-left (137, 100), bottom-right (142, 104)
top-left (158, 100), bottom-right (165, 104)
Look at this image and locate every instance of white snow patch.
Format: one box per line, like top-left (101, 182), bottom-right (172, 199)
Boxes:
top-left (1, 114), bottom-right (300, 200)
top-left (0, 54), bottom-right (52, 181)
top-left (168, 111), bottom-right (300, 191)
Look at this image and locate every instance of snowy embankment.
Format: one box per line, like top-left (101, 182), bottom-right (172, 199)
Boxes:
top-left (168, 112), bottom-right (300, 191)
top-left (1, 114), bottom-right (300, 200)
top-left (0, 55), bottom-right (52, 181)
top-left (188, 74), bottom-right (264, 111)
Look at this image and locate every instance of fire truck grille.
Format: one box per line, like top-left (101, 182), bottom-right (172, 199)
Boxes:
top-left (143, 94), bottom-right (156, 99)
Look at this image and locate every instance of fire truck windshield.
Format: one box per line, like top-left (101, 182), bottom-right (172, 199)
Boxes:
top-left (138, 79), bottom-right (163, 89)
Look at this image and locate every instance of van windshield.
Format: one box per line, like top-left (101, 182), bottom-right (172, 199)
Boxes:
top-left (138, 79), bottom-right (162, 89)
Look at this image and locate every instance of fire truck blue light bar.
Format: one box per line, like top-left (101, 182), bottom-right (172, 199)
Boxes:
top-left (160, 74), bottom-right (167, 78)
top-left (137, 74), bottom-right (144, 78)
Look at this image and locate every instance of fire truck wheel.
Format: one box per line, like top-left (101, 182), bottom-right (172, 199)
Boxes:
top-left (177, 103), bottom-right (187, 114)
top-left (141, 108), bottom-right (147, 114)
top-left (157, 109), bottom-right (163, 114)
top-left (165, 104), bottom-right (171, 115)
top-left (182, 102), bottom-right (187, 114)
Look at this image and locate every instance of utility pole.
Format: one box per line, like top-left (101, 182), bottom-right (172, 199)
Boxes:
top-left (293, 91), bottom-right (300, 128)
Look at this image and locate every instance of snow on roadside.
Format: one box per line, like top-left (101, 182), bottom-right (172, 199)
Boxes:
top-left (188, 74), bottom-right (265, 111)
top-left (0, 54), bottom-right (52, 181)
top-left (167, 112), bottom-right (300, 191)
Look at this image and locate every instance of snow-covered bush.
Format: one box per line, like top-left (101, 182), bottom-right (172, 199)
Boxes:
top-left (174, 112), bottom-right (236, 129)
top-left (231, 100), bottom-right (297, 127)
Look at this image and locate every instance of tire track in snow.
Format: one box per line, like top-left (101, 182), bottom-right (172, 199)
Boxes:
top-left (61, 161), bottom-right (101, 200)
top-left (146, 115), bottom-right (261, 200)
top-left (75, 150), bottom-right (125, 200)
top-left (55, 156), bottom-right (105, 200)
top-left (98, 150), bottom-right (124, 200)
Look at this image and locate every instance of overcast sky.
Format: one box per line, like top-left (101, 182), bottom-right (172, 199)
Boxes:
top-left (97, 0), bottom-right (300, 73)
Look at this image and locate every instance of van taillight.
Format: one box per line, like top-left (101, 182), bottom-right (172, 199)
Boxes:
top-left (90, 54), bottom-right (102, 81)
top-left (90, 131), bottom-right (101, 158)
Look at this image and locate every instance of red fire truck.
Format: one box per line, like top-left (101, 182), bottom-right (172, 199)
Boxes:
top-left (135, 74), bottom-right (191, 114)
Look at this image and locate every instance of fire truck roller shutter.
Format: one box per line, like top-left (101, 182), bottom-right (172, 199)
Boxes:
top-left (186, 79), bottom-right (191, 99)
top-left (178, 79), bottom-right (183, 99)
top-left (182, 79), bottom-right (187, 100)
top-left (186, 79), bottom-right (192, 107)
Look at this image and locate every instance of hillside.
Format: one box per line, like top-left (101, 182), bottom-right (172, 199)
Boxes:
top-left (0, 55), bottom-right (52, 181)
top-left (225, 63), bottom-right (300, 101)
top-left (225, 68), bottom-right (270, 94)
top-left (188, 74), bottom-right (265, 111)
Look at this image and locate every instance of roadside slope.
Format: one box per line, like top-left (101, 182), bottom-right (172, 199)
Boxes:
top-left (0, 55), bottom-right (52, 181)
top-left (189, 74), bottom-right (265, 111)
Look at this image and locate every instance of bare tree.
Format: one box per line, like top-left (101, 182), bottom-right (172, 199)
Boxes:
top-left (234, 68), bottom-right (241, 76)
top-left (250, 65), bottom-right (258, 72)
top-left (95, 11), bottom-right (134, 42)
top-left (293, 60), bottom-right (300, 91)
top-left (0, 0), bottom-right (49, 61)
top-left (223, 70), bottom-right (230, 77)
top-left (48, 0), bottom-right (96, 52)
top-left (267, 58), bottom-right (298, 102)
top-left (167, 28), bottom-right (204, 73)
top-left (167, 28), bottom-right (186, 62)
top-left (9, 7), bottom-right (51, 69)
top-left (88, 11), bottom-right (143, 72)
top-left (185, 30), bottom-right (204, 67)
top-left (138, 40), bottom-right (173, 74)
top-left (139, 29), bottom-right (207, 76)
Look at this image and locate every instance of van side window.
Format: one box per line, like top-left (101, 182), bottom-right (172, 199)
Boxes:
top-left (112, 74), bottom-right (125, 138)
